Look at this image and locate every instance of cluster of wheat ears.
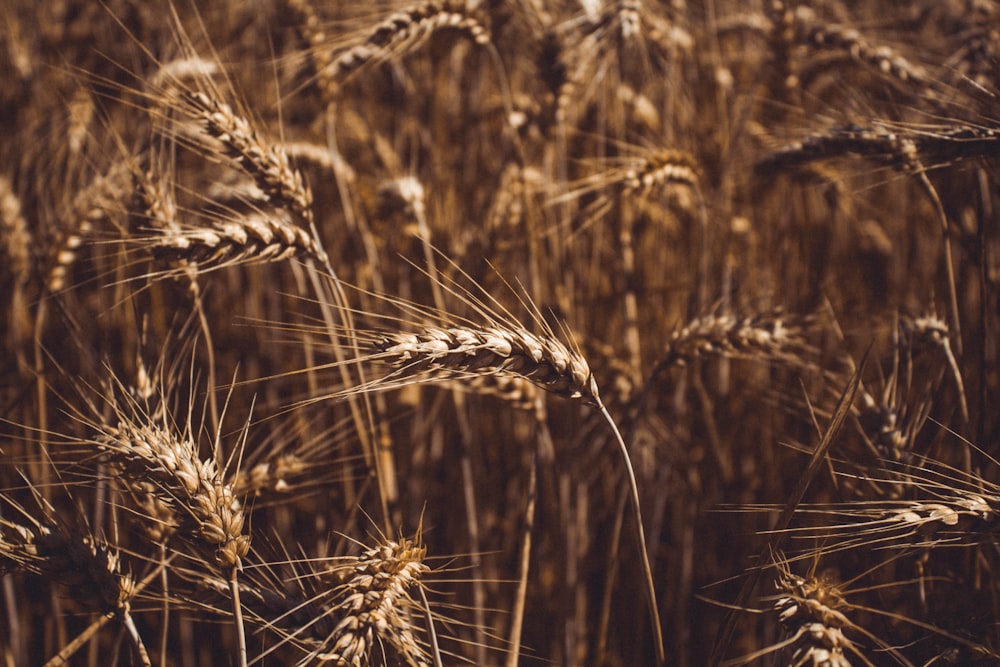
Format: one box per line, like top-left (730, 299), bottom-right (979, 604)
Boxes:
top-left (1, 0), bottom-right (999, 665)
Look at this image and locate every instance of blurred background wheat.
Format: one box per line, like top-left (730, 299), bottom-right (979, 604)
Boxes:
top-left (1, 1), bottom-right (998, 665)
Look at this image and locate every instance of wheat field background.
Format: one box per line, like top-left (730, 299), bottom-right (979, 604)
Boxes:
top-left (1, 1), bottom-right (998, 665)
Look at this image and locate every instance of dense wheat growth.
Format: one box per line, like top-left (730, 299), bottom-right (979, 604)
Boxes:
top-left (2, 1), bottom-right (1000, 665)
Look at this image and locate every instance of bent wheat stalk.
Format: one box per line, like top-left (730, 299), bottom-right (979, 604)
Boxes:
top-left (366, 320), bottom-right (666, 663)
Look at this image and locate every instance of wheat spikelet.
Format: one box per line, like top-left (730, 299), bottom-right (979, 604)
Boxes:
top-left (790, 6), bottom-right (929, 88)
top-left (147, 207), bottom-right (325, 268)
top-left (770, 568), bottom-right (858, 667)
top-left (0, 510), bottom-right (136, 615)
top-left (755, 123), bottom-right (918, 174)
top-left (46, 160), bottom-right (133, 292)
top-left (1, 174), bottom-right (31, 289)
top-left (132, 157), bottom-right (326, 270)
top-left (1, 173), bottom-right (32, 354)
top-left (232, 453), bottom-right (307, 497)
top-left (622, 149), bottom-right (700, 196)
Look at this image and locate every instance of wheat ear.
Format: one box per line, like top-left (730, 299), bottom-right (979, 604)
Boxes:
top-left (313, 537), bottom-right (431, 666)
top-left (0, 499), bottom-right (149, 665)
top-left (178, 90), bottom-right (319, 233)
top-left (325, 2), bottom-right (491, 89)
top-left (96, 414), bottom-right (250, 667)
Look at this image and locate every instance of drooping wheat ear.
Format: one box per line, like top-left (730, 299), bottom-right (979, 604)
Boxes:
top-left (134, 159), bottom-right (326, 269)
top-left (755, 123), bottom-right (918, 175)
top-left (790, 6), bottom-right (930, 89)
top-left (314, 536), bottom-right (431, 667)
top-left (652, 309), bottom-right (813, 376)
top-left (146, 207), bottom-right (326, 268)
top-left (47, 160), bottom-right (133, 292)
top-left (322, 2), bottom-right (492, 93)
top-left (370, 320), bottom-right (664, 661)
top-left (799, 489), bottom-right (1000, 551)
top-left (374, 325), bottom-right (598, 402)
top-left (96, 419), bottom-right (249, 569)
top-left (178, 90), bottom-right (318, 233)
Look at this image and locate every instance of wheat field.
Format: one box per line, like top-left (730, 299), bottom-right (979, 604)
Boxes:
top-left (1, 1), bottom-right (998, 665)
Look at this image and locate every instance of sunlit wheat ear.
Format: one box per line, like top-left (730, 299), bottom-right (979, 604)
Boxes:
top-left (96, 416), bottom-right (250, 570)
top-left (130, 158), bottom-right (326, 276)
top-left (374, 324), bottom-right (599, 401)
top-left (175, 90), bottom-right (319, 232)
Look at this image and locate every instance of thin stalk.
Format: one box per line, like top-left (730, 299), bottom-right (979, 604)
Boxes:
top-left (230, 565), bottom-right (248, 667)
top-left (506, 448), bottom-right (538, 667)
top-left (598, 402), bottom-right (665, 665)
top-left (43, 613), bottom-right (115, 667)
top-left (418, 585), bottom-right (443, 667)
